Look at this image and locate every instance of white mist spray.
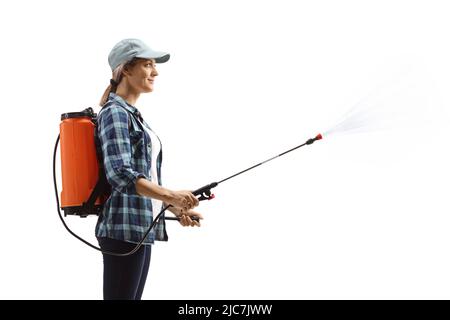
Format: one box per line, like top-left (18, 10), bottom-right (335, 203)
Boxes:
top-left (321, 68), bottom-right (443, 139)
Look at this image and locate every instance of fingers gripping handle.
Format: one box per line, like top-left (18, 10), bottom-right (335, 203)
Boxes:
top-left (165, 182), bottom-right (218, 222)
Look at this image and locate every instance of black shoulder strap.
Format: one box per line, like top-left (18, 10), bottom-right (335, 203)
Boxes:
top-left (81, 105), bottom-right (112, 215)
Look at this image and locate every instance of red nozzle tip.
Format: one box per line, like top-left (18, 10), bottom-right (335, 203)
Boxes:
top-left (209, 194), bottom-right (215, 200)
top-left (316, 133), bottom-right (323, 140)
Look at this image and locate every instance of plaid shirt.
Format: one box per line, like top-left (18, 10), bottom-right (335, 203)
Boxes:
top-left (95, 92), bottom-right (168, 244)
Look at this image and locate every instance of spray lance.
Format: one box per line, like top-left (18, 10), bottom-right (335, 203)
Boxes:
top-left (164, 133), bottom-right (323, 220)
top-left (54, 106), bottom-right (323, 256)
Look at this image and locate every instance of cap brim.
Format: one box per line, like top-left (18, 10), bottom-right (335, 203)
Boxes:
top-left (136, 50), bottom-right (170, 63)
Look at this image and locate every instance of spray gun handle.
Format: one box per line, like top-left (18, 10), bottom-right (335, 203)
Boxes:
top-left (192, 182), bottom-right (218, 201)
top-left (164, 182), bottom-right (217, 222)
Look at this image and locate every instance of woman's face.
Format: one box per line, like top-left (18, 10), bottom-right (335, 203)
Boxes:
top-left (126, 58), bottom-right (159, 93)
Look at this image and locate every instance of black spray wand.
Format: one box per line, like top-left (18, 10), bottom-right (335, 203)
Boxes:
top-left (166, 133), bottom-right (323, 221)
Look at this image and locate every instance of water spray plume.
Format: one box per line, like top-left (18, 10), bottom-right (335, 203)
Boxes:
top-left (321, 68), bottom-right (442, 139)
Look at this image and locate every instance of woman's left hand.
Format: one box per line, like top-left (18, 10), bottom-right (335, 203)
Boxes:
top-left (166, 204), bottom-right (203, 227)
top-left (179, 209), bottom-right (203, 227)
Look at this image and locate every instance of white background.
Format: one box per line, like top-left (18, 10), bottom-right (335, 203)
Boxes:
top-left (0, 0), bottom-right (450, 299)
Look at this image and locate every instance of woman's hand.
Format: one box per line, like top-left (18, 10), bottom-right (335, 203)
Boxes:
top-left (166, 190), bottom-right (199, 212)
top-left (179, 209), bottom-right (203, 227)
top-left (167, 205), bottom-right (203, 227)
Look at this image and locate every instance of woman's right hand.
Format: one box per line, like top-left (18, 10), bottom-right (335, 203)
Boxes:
top-left (166, 190), bottom-right (199, 213)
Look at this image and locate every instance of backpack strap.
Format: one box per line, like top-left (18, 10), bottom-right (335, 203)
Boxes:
top-left (82, 108), bottom-right (111, 215)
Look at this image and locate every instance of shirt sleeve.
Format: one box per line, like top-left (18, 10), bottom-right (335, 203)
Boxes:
top-left (97, 105), bottom-right (148, 194)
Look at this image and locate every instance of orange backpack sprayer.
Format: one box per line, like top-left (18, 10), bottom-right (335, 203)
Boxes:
top-left (59, 108), bottom-right (109, 217)
top-left (53, 106), bottom-right (323, 256)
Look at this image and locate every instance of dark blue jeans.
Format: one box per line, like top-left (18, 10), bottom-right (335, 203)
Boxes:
top-left (97, 237), bottom-right (152, 300)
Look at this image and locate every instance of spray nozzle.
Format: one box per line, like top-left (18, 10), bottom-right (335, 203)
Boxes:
top-left (306, 133), bottom-right (323, 145)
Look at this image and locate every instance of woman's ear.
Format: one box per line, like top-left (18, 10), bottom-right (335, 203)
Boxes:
top-left (122, 66), bottom-right (132, 78)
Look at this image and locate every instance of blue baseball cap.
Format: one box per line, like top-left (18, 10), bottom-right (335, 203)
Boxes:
top-left (108, 38), bottom-right (170, 71)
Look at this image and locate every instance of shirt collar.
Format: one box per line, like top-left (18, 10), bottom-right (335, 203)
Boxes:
top-left (108, 92), bottom-right (142, 119)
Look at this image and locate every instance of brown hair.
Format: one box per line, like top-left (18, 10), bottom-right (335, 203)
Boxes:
top-left (99, 58), bottom-right (141, 106)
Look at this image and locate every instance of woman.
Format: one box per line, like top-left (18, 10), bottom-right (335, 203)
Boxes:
top-left (95, 38), bottom-right (203, 300)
